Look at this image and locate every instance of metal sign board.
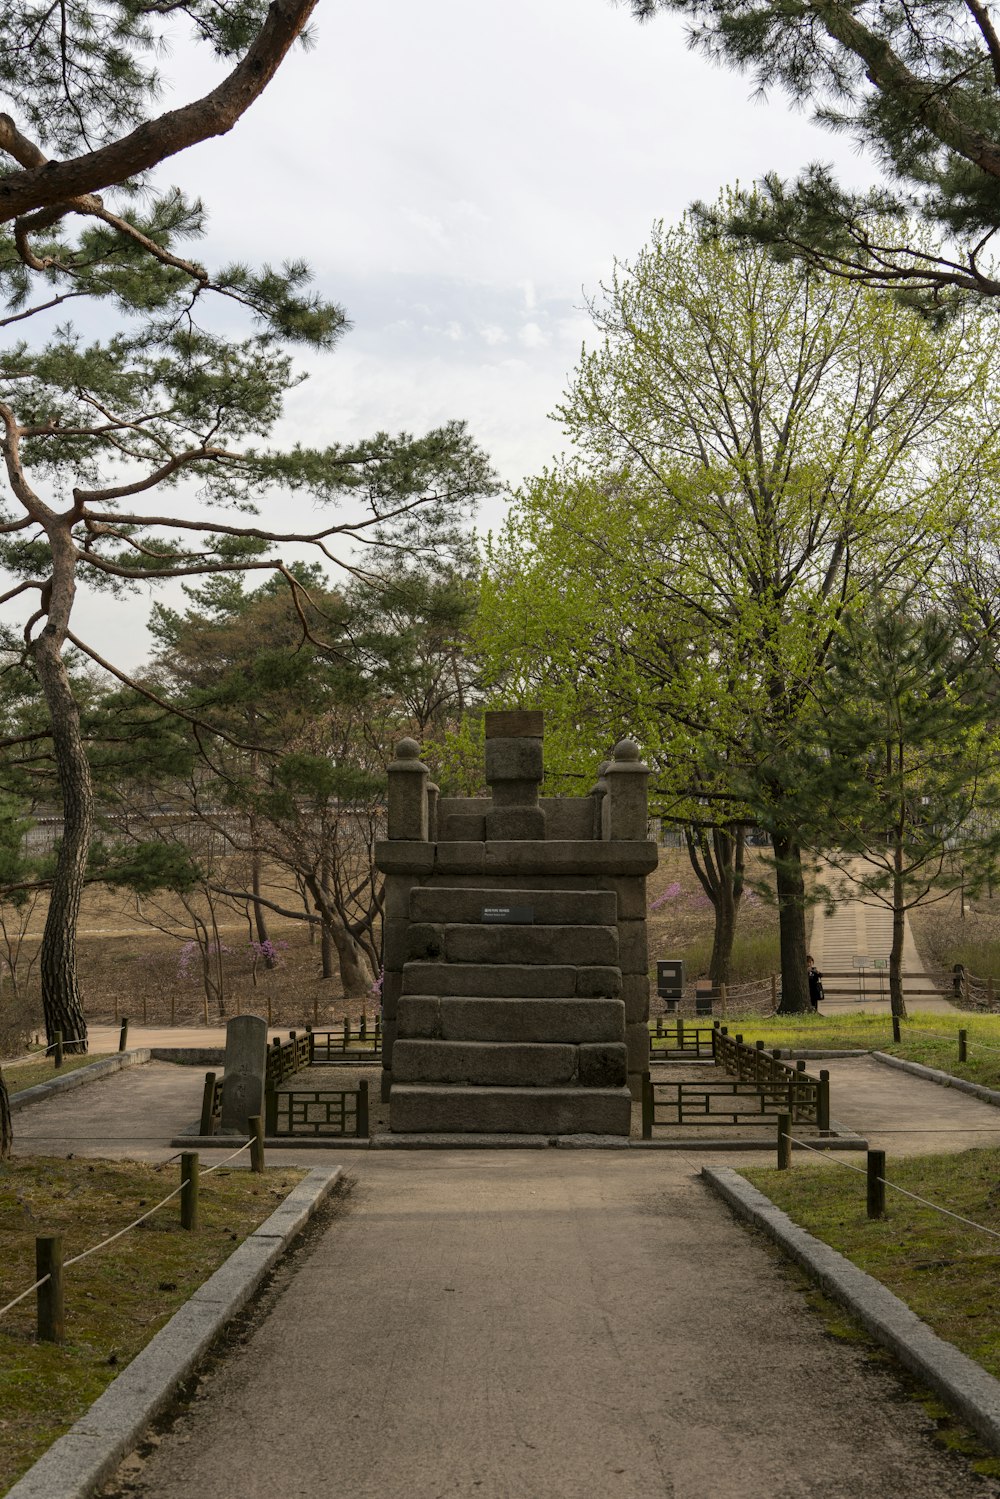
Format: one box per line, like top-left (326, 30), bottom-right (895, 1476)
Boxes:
top-left (657, 959), bottom-right (684, 997)
top-left (852, 956), bottom-right (871, 968)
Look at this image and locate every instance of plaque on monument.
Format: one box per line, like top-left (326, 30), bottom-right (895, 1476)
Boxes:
top-left (220, 1014), bottom-right (267, 1134)
top-left (481, 905), bottom-right (535, 924)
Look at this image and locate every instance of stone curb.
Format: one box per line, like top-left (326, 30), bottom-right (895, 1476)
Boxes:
top-left (4, 1165), bottom-right (342, 1499)
top-left (150, 1047), bottom-right (224, 1066)
top-left (170, 1133), bottom-right (868, 1152)
top-left (702, 1165), bottom-right (1000, 1453)
top-left (9, 1050), bottom-right (152, 1113)
top-left (872, 1051), bottom-right (1000, 1109)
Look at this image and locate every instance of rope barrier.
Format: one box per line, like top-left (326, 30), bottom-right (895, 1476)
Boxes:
top-left (0, 1134), bottom-right (255, 1326)
top-left (782, 1131), bottom-right (1000, 1243)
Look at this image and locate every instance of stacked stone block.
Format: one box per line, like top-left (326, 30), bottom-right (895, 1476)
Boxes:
top-left (376, 712), bottom-right (657, 1134)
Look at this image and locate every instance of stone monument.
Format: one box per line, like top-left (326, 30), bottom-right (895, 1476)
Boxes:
top-left (375, 711), bottom-right (657, 1134)
top-left (220, 1014), bottom-right (267, 1134)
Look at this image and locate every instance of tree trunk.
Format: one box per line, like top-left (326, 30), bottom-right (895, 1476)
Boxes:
top-left (31, 627), bottom-right (90, 1053)
top-left (0, 1066), bottom-right (11, 1159)
top-left (327, 919), bottom-right (373, 999)
top-left (320, 923), bottom-right (335, 979)
top-left (685, 825), bottom-right (746, 985)
top-left (773, 831), bottom-right (810, 1013)
top-left (890, 841), bottom-right (909, 1020)
top-left (249, 817), bottom-right (275, 966)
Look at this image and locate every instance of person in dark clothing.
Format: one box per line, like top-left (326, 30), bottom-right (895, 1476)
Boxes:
top-left (806, 956), bottom-right (823, 1011)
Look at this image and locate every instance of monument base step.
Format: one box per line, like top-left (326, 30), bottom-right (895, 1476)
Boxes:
top-left (397, 995), bottom-right (626, 1044)
top-left (390, 1084), bottom-right (632, 1135)
top-left (392, 1038), bottom-right (627, 1088)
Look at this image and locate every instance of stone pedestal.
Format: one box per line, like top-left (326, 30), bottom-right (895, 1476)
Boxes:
top-left (375, 717), bottom-right (657, 1129)
top-left (220, 1015), bottom-right (267, 1134)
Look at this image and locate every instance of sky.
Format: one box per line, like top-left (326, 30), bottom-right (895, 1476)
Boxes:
top-left (7, 0), bottom-right (880, 666)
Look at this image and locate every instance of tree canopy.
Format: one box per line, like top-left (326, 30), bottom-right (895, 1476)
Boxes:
top-left (626, 0), bottom-right (1000, 305)
top-left (478, 208), bottom-right (1000, 1004)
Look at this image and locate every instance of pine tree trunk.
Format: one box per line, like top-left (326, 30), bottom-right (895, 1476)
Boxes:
top-left (249, 818), bottom-right (274, 966)
top-left (0, 1066), bottom-right (11, 1159)
top-left (890, 842), bottom-right (909, 1019)
top-left (773, 831), bottom-right (810, 1013)
top-left (31, 626), bottom-right (90, 1054)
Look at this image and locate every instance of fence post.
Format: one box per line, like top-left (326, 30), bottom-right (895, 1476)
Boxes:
top-left (265, 1084), bottom-right (278, 1137)
top-left (360, 1013), bottom-right (368, 1042)
top-left (720, 982), bottom-right (727, 1017)
top-left (818, 1070), bottom-right (830, 1134)
top-left (180, 1152), bottom-right (200, 1231)
top-left (892, 1012), bottom-right (901, 1044)
top-left (989, 976), bottom-right (996, 1010)
top-left (777, 1113), bottom-right (791, 1170)
top-left (770, 973), bottom-right (778, 1011)
top-left (641, 1074), bottom-right (654, 1139)
top-left (959, 1028), bottom-right (968, 1063)
top-left (867, 1149), bottom-right (886, 1219)
top-left (344, 1016), bottom-right (351, 1049)
top-left (306, 1025), bottom-right (315, 1063)
top-left (199, 1072), bottom-right (218, 1137)
top-left (53, 1030), bottom-right (63, 1068)
top-left (356, 1080), bottom-right (370, 1138)
top-left (656, 1016), bottom-right (663, 1038)
top-left (36, 1234), bottom-right (65, 1343)
top-left (313, 992), bottom-right (319, 1025)
top-left (676, 1017), bottom-right (684, 1050)
top-left (249, 1115), bottom-right (265, 1172)
top-left (118, 1017), bottom-right (129, 1052)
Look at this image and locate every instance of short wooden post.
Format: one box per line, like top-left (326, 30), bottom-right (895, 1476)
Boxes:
top-left (360, 1013), bottom-right (368, 1042)
top-left (989, 976), bottom-right (996, 1010)
top-left (249, 1115), bottom-right (265, 1172)
top-left (959, 1028), bottom-right (968, 1063)
top-left (375, 1013), bottom-right (382, 1040)
top-left (796, 1058), bottom-right (806, 1072)
top-left (892, 1012), bottom-right (901, 1044)
top-left (265, 1084), bottom-right (278, 1136)
top-left (313, 992), bottom-right (319, 1024)
top-left (720, 982), bottom-right (728, 1017)
top-left (202, 991), bottom-right (209, 1026)
top-left (641, 1073), bottom-right (654, 1140)
top-left (199, 1072), bottom-right (217, 1136)
top-left (867, 1149), bottom-right (886, 1219)
top-left (306, 1025), bottom-right (315, 1063)
top-left (777, 1113), bottom-right (792, 1170)
top-left (818, 1070), bottom-right (830, 1134)
top-left (770, 973), bottom-right (778, 1011)
top-left (676, 1017), bottom-right (684, 1050)
top-left (180, 1153), bottom-right (199, 1231)
top-left (656, 1016), bottom-right (663, 1038)
top-left (344, 1016), bottom-right (352, 1048)
top-left (36, 1235), bottom-right (65, 1343)
top-left (170, 991), bottom-right (176, 1026)
top-left (53, 1030), bottom-right (63, 1068)
top-left (356, 1080), bottom-right (370, 1138)
top-left (118, 1018), bottom-right (129, 1053)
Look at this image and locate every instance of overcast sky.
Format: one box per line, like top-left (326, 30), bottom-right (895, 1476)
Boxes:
top-left (16, 0), bottom-right (879, 664)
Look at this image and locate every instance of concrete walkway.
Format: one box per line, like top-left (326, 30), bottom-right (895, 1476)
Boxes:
top-left (106, 1149), bottom-right (997, 1499)
top-left (10, 1057), bottom-right (1000, 1497)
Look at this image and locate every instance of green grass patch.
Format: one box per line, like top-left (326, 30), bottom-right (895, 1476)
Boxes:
top-left (699, 1010), bottom-right (1000, 1091)
top-left (741, 1148), bottom-right (1000, 1399)
top-left (3, 1054), bottom-right (113, 1096)
top-left (672, 930), bottom-right (782, 985)
top-left (0, 1157), bottom-right (306, 1493)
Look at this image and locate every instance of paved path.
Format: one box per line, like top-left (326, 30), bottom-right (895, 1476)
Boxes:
top-left (11, 1057), bottom-right (1000, 1497)
top-left (107, 1149), bottom-right (996, 1499)
top-left (809, 861), bottom-right (956, 1014)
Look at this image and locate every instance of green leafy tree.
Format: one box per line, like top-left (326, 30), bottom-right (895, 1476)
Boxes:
top-left (627, 0), bottom-right (1000, 306)
top-left (817, 601), bottom-right (1000, 1018)
top-left (478, 210), bottom-right (1000, 1007)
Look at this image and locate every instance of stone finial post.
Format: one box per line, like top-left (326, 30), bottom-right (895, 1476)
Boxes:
top-left (387, 738), bottom-right (430, 841)
top-left (426, 780), bottom-right (440, 842)
top-left (484, 710), bottom-right (546, 840)
top-left (603, 739), bottom-right (650, 841)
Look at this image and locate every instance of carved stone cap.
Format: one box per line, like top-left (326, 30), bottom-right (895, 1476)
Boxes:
top-left (485, 710), bottom-right (543, 739)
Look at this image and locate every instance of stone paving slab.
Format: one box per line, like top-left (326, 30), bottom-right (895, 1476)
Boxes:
top-left (102, 1151), bottom-right (999, 1499)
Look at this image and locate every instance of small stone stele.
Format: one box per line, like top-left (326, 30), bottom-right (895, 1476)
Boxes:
top-left (220, 1015), bottom-right (267, 1134)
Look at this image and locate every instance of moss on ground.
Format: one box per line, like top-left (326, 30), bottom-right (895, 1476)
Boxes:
top-left (3, 1054), bottom-right (113, 1095)
top-left (0, 1157), bottom-right (305, 1492)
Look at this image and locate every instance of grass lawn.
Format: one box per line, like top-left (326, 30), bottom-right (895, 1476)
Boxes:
top-left (0, 1157), bottom-right (306, 1493)
top-left (699, 1010), bottom-right (1000, 1091)
top-left (741, 1148), bottom-right (1000, 1470)
top-left (3, 1053), bottom-right (113, 1095)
